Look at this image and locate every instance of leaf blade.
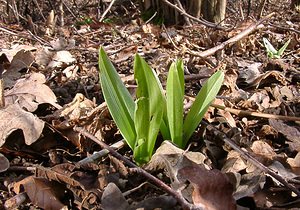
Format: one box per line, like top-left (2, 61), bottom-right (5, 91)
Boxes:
top-left (133, 54), bottom-right (164, 164)
top-left (166, 60), bottom-right (184, 148)
top-left (98, 47), bottom-right (136, 150)
top-left (183, 70), bottom-right (224, 146)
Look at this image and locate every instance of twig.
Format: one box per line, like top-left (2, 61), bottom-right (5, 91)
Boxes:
top-left (74, 126), bottom-right (202, 210)
top-left (76, 139), bottom-right (126, 167)
top-left (162, 24), bottom-right (180, 50)
top-left (190, 12), bottom-right (274, 58)
top-left (0, 64), bottom-right (4, 108)
top-left (202, 120), bottom-right (300, 197)
top-left (161, 0), bottom-right (223, 29)
top-left (174, 0), bottom-right (191, 26)
top-left (99, 0), bottom-right (116, 22)
top-left (211, 103), bottom-right (300, 122)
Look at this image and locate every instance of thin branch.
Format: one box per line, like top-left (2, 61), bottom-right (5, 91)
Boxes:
top-left (189, 12), bottom-right (274, 58)
top-left (99, 0), bottom-right (116, 22)
top-left (76, 139), bottom-right (126, 167)
top-left (161, 0), bottom-right (224, 29)
top-left (211, 103), bottom-right (300, 122)
top-left (73, 126), bottom-right (202, 210)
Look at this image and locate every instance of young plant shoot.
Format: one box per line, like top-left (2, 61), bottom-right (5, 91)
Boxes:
top-left (99, 47), bottom-right (224, 164)
top-left (263, 37), bottom-right (290, 59)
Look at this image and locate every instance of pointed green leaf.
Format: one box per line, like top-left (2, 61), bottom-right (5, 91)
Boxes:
top-left (133, 54), bottom-right (164, 164)
top-left (98, 47), bottom-right (136, 150)
top-left (263, 37), bottom-right (278, 55)
top-left (277, 39), bottom-right (290, 58)
top-left (183, 71), bottom-right (224, 146)
top-left (166, 60), bottom-right (185, 148)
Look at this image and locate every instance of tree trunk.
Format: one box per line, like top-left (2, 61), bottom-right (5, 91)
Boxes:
top-left (141, 0), bottom-right (227, 25)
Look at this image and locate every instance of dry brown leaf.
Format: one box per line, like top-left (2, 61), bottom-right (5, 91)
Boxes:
top-left (146, 141), bottom-right (207, 180)
top-left (13, 176), bottom-right (67, 209)
top-left (251, 140), bottom-right (277, 161)
top-left (0, 153), bottom-right (9, 172)
top-left (269, 119), bottom-right (300, 152)
top-left (0, 104), bottom-right (44, 147)
top-left (287, 152), bottom-right (300, 168)
top-left (5, 73), bottom-right (61, 111)
top-left (2, 50), bottom-right (35, 88)
top-left (101, 182), bottom-right (129, 210)
top-left (178, 165), bottom-right (236, 210)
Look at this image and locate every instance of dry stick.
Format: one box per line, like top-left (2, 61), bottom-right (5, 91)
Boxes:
top-left (161, 0), bottom-right (223, 29)
top-left (76, 139), bottom-right (126, 167)
top-left (192, 12), bottom-right (274, 58)
top-left (174, 0), bottom-right (191, 26)
top-left (74, 126), bottom-right (202, 210)
top-left (211, 103), bottom-right (300, 122)
top-left (99, 0), bottom-right (116, 22)
top-left (202, 120), bottom-right (300, 197)
top-left (0, 65), bottom-right (4, 108)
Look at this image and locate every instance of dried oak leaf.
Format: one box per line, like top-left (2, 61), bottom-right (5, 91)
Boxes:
top-left (5, 73), bottom-right (61, 111)
top-left (13, 176), bottom-right (67, 210)
top-left (2, 49), bottom-right (35, 88)
top-left (0, 104), bottom-right (44, 147)
top-left (178, 165), bottom-right (236, 210)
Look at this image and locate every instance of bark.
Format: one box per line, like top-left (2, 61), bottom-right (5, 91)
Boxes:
top-left (141, 0), bottom-right (226, 25)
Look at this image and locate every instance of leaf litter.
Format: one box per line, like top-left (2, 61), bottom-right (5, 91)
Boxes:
top-left (0, 0), bottom-right (300, 209)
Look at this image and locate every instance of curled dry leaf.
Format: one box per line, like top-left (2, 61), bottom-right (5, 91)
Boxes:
top-left (2, 49), bottom-right (35, 88)
top-left (5, 73), bottom-right (61, 111)
top-left (0, 104), bottom-right (44, 147)
top-left (13, 176), bottom-right (67, 210)
top-left (178, 165), bottom-right (236, 210)
top-left (251, 140), bottom-right (277, 161)
top-left (146, 141), bottom-right (207, 181)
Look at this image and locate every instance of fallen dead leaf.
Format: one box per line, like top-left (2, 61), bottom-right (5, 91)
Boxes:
top-left (13, 176), bottom-right (67, 209)
top-left (5, 73), bottom-right (61, 111)
top-left (178, 164), bottom-right (236, 210)
top-left (0, 153), bottom-right (9, 172)
top-left (269, 119), bottom-right (300, 152)
top-left (0, 104), bottom-right (44, 147)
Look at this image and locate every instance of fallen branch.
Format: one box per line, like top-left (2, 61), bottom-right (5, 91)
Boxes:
top-left (188, 12), bottom-right (274, 58)
top-left (211, 103), bottom-right (300, 122)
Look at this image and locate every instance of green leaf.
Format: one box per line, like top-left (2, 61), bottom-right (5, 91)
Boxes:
top-left (263, 37), bottom-right (277, 58)
top-left (133, 54), bottom-right (164, 164)
top-left (183, 70), bottom-right (224, 146)
top-left (166, 60), bottom-right (185, 148)
top-left (277, 39), bottom-right (290, 58)
top-left (98, 47), bottom-right (136, 150)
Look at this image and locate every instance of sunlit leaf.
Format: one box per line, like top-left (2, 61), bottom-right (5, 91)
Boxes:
top-left (166, 60), bottom-right (185, 148)
top-left (183, 71), bottom-right (224, 146)
top-left (277, 39), bottom-right (290, 58)
top-left (133, 54), bottom-right (164, 164)
top-left (263, 37), bottom-right (277, 57)
top-left (98, 47), bottom-right (136, 150)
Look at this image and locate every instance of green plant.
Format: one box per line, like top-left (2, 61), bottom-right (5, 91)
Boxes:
top-left (263, 37), bottom-right (290, 59)
top-left (166, 61), bottom-right (224, 148)
top-left (98, 47), bottom-right (224, 164)
top-left (98, 47), bottom-right (164, 164)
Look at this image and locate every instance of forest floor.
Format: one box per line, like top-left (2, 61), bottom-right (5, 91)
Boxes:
top-left (0, 0), bottom-right (300, 209)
